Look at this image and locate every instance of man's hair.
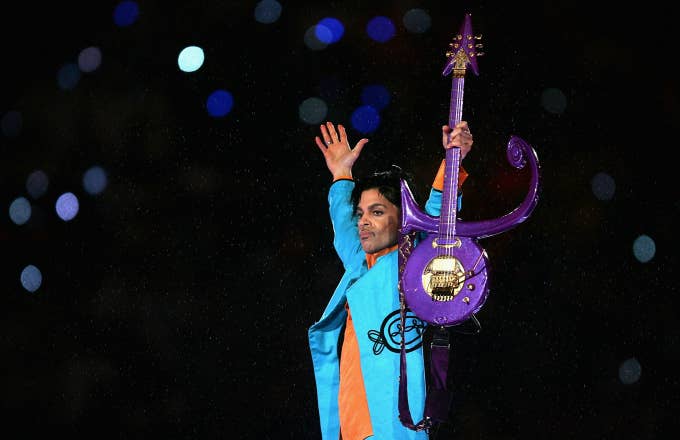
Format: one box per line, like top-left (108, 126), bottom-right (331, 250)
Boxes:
top-left (350, 165), bottom-right (418, 213)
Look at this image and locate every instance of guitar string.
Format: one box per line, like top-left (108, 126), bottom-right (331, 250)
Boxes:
top-left (445, 76), bottom-right (464, 259)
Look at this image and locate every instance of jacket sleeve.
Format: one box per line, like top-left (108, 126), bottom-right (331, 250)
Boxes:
top-left (328, 179), bottom-right (364, 270)
top-left (424, 159), bottom-right (466, 216)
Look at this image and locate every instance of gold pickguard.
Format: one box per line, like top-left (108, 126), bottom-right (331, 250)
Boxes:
top-left (421, 255), bottom-right (465, 301)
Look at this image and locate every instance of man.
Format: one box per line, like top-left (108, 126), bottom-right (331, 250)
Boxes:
top-left (308, 121), bottom-right (473, 440)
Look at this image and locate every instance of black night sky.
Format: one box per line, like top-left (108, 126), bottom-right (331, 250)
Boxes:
top-left (1, 1), bottom-right (678, 439)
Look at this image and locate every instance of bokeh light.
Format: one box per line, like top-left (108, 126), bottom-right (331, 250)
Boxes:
top-left (632, 234), bottom-right (655, 263)
top-left (366, 16), bottom-right (396, 43)
top-left (618, 357), bottom-right (642, 384)
top-left (403, 8), bottom-right (432, 34)
top-left (57, 63), bottom-right (81, 90)
top-left (206, 89), bottom-right (234, 117)
top-left (591, 171), bottom-right (615, 201)
top-left (114, 1), bottom-right (140, 27)
top-left (541, 87), bottom-right (567, 114)
top-left (20, 265), bottom-right (43, 293)
top-left (351, 105), bottom-right (380, 134)
top-left (83, 165), bottom-right (109, 195)
top-left (299, 97), bottom-right (328, 124)
top-left (78, 46), bottom-right (103, 73)
top-left (9, 197), bottom-right (32, 225)
top-left (254, 0), bottom-right (282, 24)
top-left (26, 170), bottom-right (49, 199)
top-left (55, 192), bottom-right (80, 221)
top-left (304, 25), bottom-right (327, 51)
top-left (315, 17), bottom-right (344, 44)
top-left (178, 46), bottom-right (205, 73)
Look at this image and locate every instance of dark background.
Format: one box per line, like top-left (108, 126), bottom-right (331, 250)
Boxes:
top-left (1, 1), bottom-right (678, 438)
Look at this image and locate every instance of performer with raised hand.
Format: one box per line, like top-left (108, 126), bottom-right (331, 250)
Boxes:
top-left (307, 120), bottom-right (473, 440)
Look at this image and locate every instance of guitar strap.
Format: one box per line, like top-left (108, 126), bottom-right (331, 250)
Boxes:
top-left (398, 231), bottom-right (483, 431)
top-left (397, 232), bottom-right (453, 431)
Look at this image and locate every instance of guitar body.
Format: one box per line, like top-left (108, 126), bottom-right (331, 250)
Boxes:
top-left (402, 233), bottom-right (489, 326)
top-left (398, 13), bottom-right (540, 327)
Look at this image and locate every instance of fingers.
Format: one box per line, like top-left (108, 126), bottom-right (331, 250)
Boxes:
top-left (444, 121), bottom-right (469, 138)
top-left (338, 124), bottom-right (347, 144)
top-left (455, 121), bottom-right (469, 134)
top-left (315, 136), bottom-right (328, 154)
top-left (442, 125), bottom-right (452, 145)
top-left (442, 120), bottom-right (473, 151)
top-left (319, 124), bottom-right (332, 146)
top-left (316, 121), bottom-right (367, 155)
top-left (319, 121), bottom-right (344, 146)
top-left (326, 121), bottom-right (340, 143)
top-left (353, 138), bottom-right (369, 156)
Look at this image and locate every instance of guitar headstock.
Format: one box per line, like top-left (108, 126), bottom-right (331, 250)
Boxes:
top-left (442, 13), bottom-right (483, 78)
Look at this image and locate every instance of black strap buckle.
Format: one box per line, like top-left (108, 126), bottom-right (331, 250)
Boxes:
top-left (430, 326), bottom-right (450, 350)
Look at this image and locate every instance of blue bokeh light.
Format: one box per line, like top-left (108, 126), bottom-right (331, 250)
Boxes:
top-left (26, 170), bottom-right (49, 199)
top-left (618, 357), bottom-right (642, 385)
top-left (114, 1), bottom-right (140, 27)
top-left (206, 90), bottom-right (234, 117)
top-left (254, 0), bottom-right (282, 24)
top-left (78, 46), bottom-right (102, 73)
top-left (83, 166), bottom-right (108, 195)
top-left (9, 197), bottom-right (32, 225)
top-left (21, 265), bottom-right (43, 293)
top-left (55, 192), bottom-right (80, 221)
top-left (351, 105), bottom-right (381, 134)
top-left (315, 17), bottom-right (344, 44)
top-left (591, 172), bottom-right (615, 201)
top-left (57, 63), bottom-right (81, 90)
top-left (366, 16), bottom-right (396, 43)
top-left (632, 234), bottom-right (656, 263)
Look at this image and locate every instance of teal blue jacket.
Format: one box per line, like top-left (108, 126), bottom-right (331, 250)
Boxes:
top-left (308, 179), bottom-right (445, 440)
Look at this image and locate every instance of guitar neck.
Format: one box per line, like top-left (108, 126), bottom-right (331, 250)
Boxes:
top-left (448, 76), bottom-right (464, 128)
top-left (439, 76), bottom-right (464, 238)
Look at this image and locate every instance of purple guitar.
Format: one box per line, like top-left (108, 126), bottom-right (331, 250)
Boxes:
top-left (398, 13), bottom-right (541, 327)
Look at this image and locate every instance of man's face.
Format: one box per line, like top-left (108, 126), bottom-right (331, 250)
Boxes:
top-left (356, 188), bottom-right (400, 254)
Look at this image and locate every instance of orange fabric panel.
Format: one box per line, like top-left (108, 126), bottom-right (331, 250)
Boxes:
top-left (432, 159), bottom-right (468, 191)
top-left (338, 305), bottom-right (373, 440)
top-left (364, 244), bottom-right (397, 269)
top-left (338, 245), bottom-right (398, 439)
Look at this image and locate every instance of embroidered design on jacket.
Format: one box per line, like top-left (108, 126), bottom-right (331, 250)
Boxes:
top-left (367, 308), bottom-right (425, 354)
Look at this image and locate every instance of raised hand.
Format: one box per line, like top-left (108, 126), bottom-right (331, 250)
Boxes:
top-left (315, 122), bottom-right (369, 180)
top-left (442, 120), bottom-right (473, 159)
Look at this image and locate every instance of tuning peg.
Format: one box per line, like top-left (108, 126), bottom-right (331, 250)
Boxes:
top-left (474, 34), bottom-right (482, 40)
top-left (476, 51), bottom-right (485, 57)
top-left (475, 43), bottom-right (483, 48)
